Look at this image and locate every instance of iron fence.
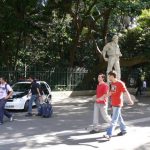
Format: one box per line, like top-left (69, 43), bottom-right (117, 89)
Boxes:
top-left (1, 68), bottom-right (148, 91)
top-left (0, 68), bottom-right (89, 91)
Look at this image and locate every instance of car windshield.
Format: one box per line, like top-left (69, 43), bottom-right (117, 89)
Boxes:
top-left (12, 83), bottom-right (31, 92)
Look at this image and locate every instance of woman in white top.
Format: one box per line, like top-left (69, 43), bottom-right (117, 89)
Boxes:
top-left (0, 77), bottom-right (13, 125)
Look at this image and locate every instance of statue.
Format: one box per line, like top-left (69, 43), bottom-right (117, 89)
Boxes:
top-left (102, 35), bottom-right (122, 80)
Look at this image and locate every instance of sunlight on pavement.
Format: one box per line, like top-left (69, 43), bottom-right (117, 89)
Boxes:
top-left (1, 126), bottom-right (150, 150)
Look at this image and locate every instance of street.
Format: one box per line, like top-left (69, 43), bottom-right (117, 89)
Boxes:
top-left (0, 95), bottom-right (150, 150)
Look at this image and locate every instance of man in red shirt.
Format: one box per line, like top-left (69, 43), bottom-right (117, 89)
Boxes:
top-left (90, 74), bottom-right (111, 133)
top-left (103, 71), bottom-right (134, 140)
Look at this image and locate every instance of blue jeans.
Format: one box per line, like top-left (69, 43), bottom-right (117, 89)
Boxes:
top-left (28, 95), bottom-right (39, 114)
top-left (106, 106), bottom-right (126, 136)
top-left (0, 98), bottom-right (12, 123)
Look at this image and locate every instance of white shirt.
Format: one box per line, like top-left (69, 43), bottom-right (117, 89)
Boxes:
top-left (0, 84), bottom-right (13, 99)
top-left (143, 81), bottom-right (147, 88)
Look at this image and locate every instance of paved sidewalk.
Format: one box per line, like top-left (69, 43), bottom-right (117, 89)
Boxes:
top-left (0, 95), bottom-right (150, 150)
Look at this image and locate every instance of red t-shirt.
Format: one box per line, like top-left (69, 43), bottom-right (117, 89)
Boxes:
top-left (96, 82), bottom-right (109, 104)
top-left (110, 81), bottom-right (126, 107)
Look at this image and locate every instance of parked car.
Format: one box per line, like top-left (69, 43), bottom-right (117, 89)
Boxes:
top-left (5, 81), bottom-right (51, 111)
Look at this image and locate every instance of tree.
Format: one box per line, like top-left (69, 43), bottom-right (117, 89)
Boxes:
top-left (0, 0), bottom-right (149, 87)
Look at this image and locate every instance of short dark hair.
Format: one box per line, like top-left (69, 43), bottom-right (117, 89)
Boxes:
top-left (108, 71), bottom-right (117, 78)
top-left (28, 76), bottom-right (37, 82)
top-left (99, 73), bottom-right (106, 81)
top-left (0, 76), bottom-right (7, 82)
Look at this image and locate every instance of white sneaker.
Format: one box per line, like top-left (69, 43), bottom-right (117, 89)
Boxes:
top-left (103, 134), bottom-right (111, 140)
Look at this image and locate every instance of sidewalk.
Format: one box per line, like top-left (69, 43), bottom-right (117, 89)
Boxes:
top-left (0, 95), bottom-right (150, 150)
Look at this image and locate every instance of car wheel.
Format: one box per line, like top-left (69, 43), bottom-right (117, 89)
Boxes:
top-left (24, 100), bottom-right (29, 111)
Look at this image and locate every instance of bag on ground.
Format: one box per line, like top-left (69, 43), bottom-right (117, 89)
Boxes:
top-left (38, 102), bottom-right (53, 118)
top-left (38, 94), bottom-right (53, 118)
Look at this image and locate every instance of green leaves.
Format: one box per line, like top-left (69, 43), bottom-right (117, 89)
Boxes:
top-left (0, 0), bottom-right (149, 71)
top-left (138, 9), bottom-right (150, 28)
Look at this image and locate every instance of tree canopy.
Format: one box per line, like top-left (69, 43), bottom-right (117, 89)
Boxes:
top-left (0, 0), bottom-right (149, 86)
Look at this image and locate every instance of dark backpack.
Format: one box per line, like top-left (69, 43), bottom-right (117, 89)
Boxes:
top-left (38, 102), bottom-right (53, 118)
top-left (4, 84), bottom-right (10, 94)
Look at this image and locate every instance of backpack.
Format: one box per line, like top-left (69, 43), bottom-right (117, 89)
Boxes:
top-left (38, 102), bottom-right (53, 118)
top-left (4, 84), bottom-right (10, 95)
top-left (4, 84), bottom-right (12, 99)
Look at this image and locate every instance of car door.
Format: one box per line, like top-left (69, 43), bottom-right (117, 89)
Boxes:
top-left (40, 83), bottom-right (49, 95)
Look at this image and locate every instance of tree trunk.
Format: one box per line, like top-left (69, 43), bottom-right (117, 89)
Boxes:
top-left (102, 8), bottom-right (112, 45)
top-left (69, 35), bottom-right (79, 67)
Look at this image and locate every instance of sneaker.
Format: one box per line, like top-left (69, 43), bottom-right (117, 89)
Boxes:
top-left (89, 130), bottom-right (99, 134)
top-left (9, 115), bottom-right (14, 122)
top-left (117, 131), bottom-right (127, 136)
top-left (103, 134), bottom-right (111, 140)
top-left (25, 113), bottom-right (32, 117)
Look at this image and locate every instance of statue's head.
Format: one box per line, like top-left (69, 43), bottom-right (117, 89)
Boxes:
top-left (112, 35), bottom-right (118, 43)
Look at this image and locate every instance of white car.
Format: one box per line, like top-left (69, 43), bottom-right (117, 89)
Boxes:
top-left (5, 81), bottom-right (51, 111)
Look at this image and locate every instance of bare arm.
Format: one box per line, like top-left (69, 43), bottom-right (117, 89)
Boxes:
top-left (96, 94), bottom-right (107, 101)
top-left (5, 91), bottom-right (13, 100)
top-left (124, 90), bottom-right (134, 105)
top-left (27, 89), bottom-right (31, 97)
top-left (37, 88), bottom-right (41, 96)
top-left (95, 42), bottom-right (102, 54)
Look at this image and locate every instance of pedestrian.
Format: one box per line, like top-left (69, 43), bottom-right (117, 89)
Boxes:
top-left (90, 74), bottom-right (111, 134)
top-left (25, 77), bottom-right (41, 117)
top-left (142, 80), bottom-right (147, 96)
top-left (103, 71), bottom-right (134, 140)
top-left (135, 77), bottom-right (143, 96)
top-left (0, 77), bottom-right (13, 125)
top-left (142, 80), bottom-right (147, 91)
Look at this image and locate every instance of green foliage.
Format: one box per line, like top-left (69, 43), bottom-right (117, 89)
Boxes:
top-left (0, 0), bottom-right (149, 72)
top-left (120, 28), bottom-right (141, 57)
top-left (120, 7), bottom-right (150, 58)
top-left (138, 9), bottom-right (150, 28)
